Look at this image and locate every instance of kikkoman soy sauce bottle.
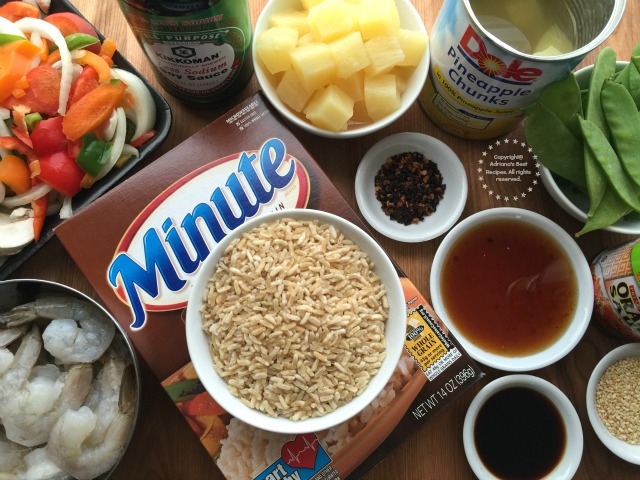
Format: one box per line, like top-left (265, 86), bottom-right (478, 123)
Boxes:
top-left (117, 0), bottom-right (253, 103)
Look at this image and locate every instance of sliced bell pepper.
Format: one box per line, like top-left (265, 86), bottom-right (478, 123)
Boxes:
top-left (38, 150), bottom-right (85, 197)
top-left (0, 39), bottom-right (41, 103)
top-left (0, 2), bottom-right (39, 22)
top-left (67, 65), bottom-right (99, 108)
top-left (62, 80), bottom-right (127, 141)
top-left (0, 135), bottom-right (37, 162)
top-left (2, 65), bottom-right (61, 116)
top-left (72, 50), bottom-right (110, 83)
top-left (0, 154), bottom-right (30, 194)
top-left (30, 116), bottom-right (67, 157)
top-left (75, 133), bottom-right (112, 177)
top-left (130, 130), bottom-right (156, 147)
top-left (31, 185), bottom-right (48, 242)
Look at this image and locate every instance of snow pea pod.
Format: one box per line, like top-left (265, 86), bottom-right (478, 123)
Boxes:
top-left (525, 103), bottom-right (586, 190)
top-left (584, 46), bottom-right (616, 216)
top-left (577, 187), bottom-right (631, 237)
top-left (578, 116), bottom-right (640, 212)
top-left (531, 72), bottom-right (583, 139)
top-left (601, 78), bottom-right (640, 189)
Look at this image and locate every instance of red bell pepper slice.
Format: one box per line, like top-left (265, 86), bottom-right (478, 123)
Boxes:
top-left (2, 65), bottom-right (61, 116)
top-left (30, 178), bottom-right (49, 242)
top-left (0, 135), bottom-right (37, 162)
top-left (37, 150), bottom-right (85, 197)
top-left (67, 65), bottom-right (99, 108)
top-left (30, 116), bottom-right (67, 157)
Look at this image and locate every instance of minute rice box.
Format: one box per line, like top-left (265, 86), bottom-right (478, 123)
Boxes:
top-left (56, 92), bottom-right (484, 480)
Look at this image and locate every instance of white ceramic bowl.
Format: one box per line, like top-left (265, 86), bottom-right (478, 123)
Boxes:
top-left (355, 132), bottom-right (467, 242)
top-left (586, 343), bottom-right (640, 465)
top-left (463, 375), bottom-right (583, 480)
top-left (252, 0), bottom-right (430, 138)
top-left (539, 61), bottom-right (640, 235)
top-left (430, 207), bottom-right (593, 371)
top-left (186, 209), bottom-right (406, 434)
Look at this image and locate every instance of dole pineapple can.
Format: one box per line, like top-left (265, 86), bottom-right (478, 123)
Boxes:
top-left (420, 0), bottom-right (626, 139)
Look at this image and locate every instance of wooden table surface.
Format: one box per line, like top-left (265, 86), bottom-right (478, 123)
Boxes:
top-left (10, 0), bottom-right (640, 478)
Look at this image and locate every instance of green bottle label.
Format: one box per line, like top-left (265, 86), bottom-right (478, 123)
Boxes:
top-left (118, 0), bottom-right (253, 102)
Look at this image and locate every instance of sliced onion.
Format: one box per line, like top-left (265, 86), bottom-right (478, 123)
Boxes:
top-left (28, 31), bottom-right (43, 69)
top-left (15, 18), bottom-right (72, 115)
top-left (122, 144), bottom-right (139, 158)
top-left (95, 107), bottom-right (126, 181)
top-left (59, 195), bottom-right (73, 219)
top-left (111, 68), bottom-right (156, 142)
top-left (1, 183), bottom-right (52, 208)
top-left (0, 17), bottom-right (26, 37)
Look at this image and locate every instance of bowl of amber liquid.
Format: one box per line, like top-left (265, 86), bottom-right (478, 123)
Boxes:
top-left (430, 207), bottom-right (593, 371)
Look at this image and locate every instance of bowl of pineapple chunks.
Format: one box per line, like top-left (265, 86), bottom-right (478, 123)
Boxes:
top-left (253, 0), bottom-right (430, 138)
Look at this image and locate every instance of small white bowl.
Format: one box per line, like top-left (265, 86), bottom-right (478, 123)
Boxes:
top-left (355, 132), bottom-right (467, 242)
top-left (253, 0), bottom-right (430, 138)
top-left (539, 61), bottom-right (640, 235)
top-left (463, 375), bottom-right (583, 480)
top-left (430, 207), bottom-right (593, 371)
top-left (586, 343), bottom-right (640, 465)
top-left (185, 209), bottom-right (406, 434)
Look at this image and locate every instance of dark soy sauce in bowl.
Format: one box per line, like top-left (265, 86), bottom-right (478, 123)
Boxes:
top-left (474, 386), bottom-right (566, 479)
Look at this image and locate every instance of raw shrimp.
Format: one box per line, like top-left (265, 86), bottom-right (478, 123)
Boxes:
top-left (15, 448), bottom-right (71, 480)
top-left (47, 347), bottom-right (136, 480)
top-left (0, 296), bottom-right (116, 364)
top-left (0, 429), bottom-right (30, 475)
top-left (0, 326), bottom-right (41, 402)
top-left (0, 347), bottom-right (13, 375)
top-left (0, 363), bottom-right (93, 447)
top-left (0, 325), bottom-right (27, 347)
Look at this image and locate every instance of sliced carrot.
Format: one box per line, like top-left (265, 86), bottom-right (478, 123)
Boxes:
top-left (99, 38), bottom-right (117, 59)
top-left (73, 50), bottom-right (111, 82)
top-left (0, 40), bottom-right (41, 103)
top-left (62, 80), bottom-right (127, 141)
top-left (0, 1), bottom-right (39, 22)
top-left (0, 154), bottom-right (30, 194)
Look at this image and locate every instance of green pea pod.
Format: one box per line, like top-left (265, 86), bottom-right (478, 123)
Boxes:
top-left (0, 34), bottom-right (26, 45)
top-left (601, 78), bottom-right (640, 189)
top-left (532, 72), bottom-right (583, 139)
top-left (525, 103), bottom-right (586, 190)
top-left (49, 33), bottom-right (99, 53)
top-left (630, 56), bottom-right (640, 109)
top-left (578, 116), bottom-right (640, 212)
top-left (583, 46), bottom-right (616, 216)
top-left (577, 187), bottom-right (631, 236)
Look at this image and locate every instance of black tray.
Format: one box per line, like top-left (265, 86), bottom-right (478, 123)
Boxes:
top-left (0, 0), bottom-right (172, 280)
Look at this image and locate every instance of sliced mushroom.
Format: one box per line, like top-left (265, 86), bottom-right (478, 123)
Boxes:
top-left (0, 208), bottom-right (35, 255)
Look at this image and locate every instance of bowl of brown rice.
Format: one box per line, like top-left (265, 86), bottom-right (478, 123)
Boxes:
top-left (586, 343), bottom-right (640, 464)
top-left (185, 208), bottom-right (406, 434)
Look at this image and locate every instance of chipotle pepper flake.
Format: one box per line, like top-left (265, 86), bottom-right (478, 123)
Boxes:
top-left (374, 151), bottom-right (446, 226)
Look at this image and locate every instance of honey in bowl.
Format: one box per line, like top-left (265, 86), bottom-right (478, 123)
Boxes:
top-left (440, 218), bottom-right (578, 356)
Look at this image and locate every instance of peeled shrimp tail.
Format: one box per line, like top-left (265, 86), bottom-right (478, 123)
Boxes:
top-left (0, 326), bottom-right (41, 400)
top-left (46, 406), bottom-right (133, 480)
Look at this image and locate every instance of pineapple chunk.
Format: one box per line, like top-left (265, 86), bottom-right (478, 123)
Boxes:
top-left (290, 43), bottom-right (337, 91)
top-left (297, 32), bottom-right (315, 46)
top-left (304, 84), bottom-right (355, 132)
top-left (301, 0), bottom-right (324, 9)
top-left (277, 69), bottom-right (314, 112)
top-left (255, 26), bottom-right (299, 75)
top-left (364, 35), bottom-right (405, 76)
top-left (364, 74), bottom-right (400, 121)
top-left (334, 69), bottom-right (365, 102)
top-left (307, 0), bottom-right (354, 42)
top-left (329, 31), bottom-right (370, 78)
top-left (358, 0), bottom-right (401, 40)
top-left (268, 8), bottom-right (310, 36)
top-left (396, 28), bottom-right (428, 66)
